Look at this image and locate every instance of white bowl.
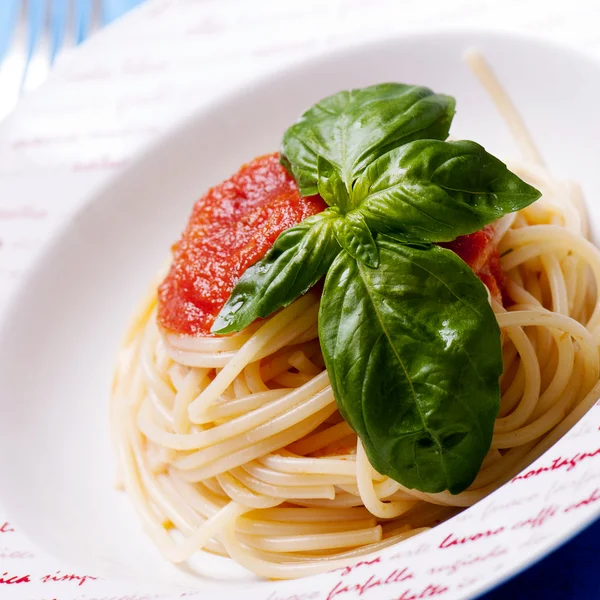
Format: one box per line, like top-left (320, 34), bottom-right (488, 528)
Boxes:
top-left (0, 30), bottom-right (599, 600)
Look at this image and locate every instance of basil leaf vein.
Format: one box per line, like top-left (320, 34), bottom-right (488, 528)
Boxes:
top-left (319, 238), bottom-right (502, 493)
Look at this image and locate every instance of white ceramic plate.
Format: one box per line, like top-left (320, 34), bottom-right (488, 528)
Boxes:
top-left (0, 30), bottom-right (599, 600)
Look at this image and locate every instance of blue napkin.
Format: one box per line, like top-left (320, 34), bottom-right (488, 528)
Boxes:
top-left (482, 515), bottom-right (600, 599)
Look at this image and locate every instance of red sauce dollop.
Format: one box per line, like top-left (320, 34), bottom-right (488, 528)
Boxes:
top-left (443, 225), bottom-right (504, 303)
top-left (158, 153), bottom-right (327, 335)
top-left (158, 154), bottom-right (504, 336)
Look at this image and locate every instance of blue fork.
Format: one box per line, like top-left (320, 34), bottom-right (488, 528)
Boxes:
top-left (0, 0), bottom-right (147, 106)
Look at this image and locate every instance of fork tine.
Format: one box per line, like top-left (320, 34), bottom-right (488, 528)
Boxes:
top-left (49, 0), bottom-right (69, 65)
top-left (21, 0), bottom-right (48, 91)
top-left (0, 0), bottom-right (20, 66)
top-left (25, 0), bottom-right (46, 63)
top-left (73, 0), bottom-right (94, 45)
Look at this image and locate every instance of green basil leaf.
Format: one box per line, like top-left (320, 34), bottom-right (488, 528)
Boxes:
top-left (211, 213), bottom-right (340, 334)
top-left (281, 84), bottom-right (456, 197)
top-left (317, 156), bottom-right (350, 211)
top-left (354, 139), bottom-right (541, 242)
top-left (333, 211), bottom-right (379, 268)
top-left (319, 239), bottom-right (502, 494)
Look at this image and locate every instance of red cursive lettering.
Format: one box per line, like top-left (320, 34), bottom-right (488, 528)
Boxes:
top-left (0, 207), bottom-right (47, 220)
top-left (0, 522), bottom-right (14, 534)
top-left (394, 583), bottom-right (449, 599)
top-left (438, 527), bottom-right (504, 549)
top-left (429, 545), bottom-right (508, 575)
top-left (40, 570), bottom-right (99, 586)
top-left (0, 571), bottom-right (31, 584)
top-left (512, 448), bottom-right (600, 482)
top-left (326, 567), bottom-right (414, 600)
top-left (335, 556), bottom-right (382, 577)
top-left (564, 488), bottom-right (600, 512)
top-left (512, 506), bottom-right (557, 530)
top-left (0, 548), bottom-right (35, 559)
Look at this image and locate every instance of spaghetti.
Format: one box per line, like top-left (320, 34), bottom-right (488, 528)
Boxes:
top-left (111, 52), bottom-right (600, 579)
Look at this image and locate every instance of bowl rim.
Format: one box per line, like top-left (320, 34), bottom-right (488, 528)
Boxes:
top-left (0, 26), bottom-right (599, 599)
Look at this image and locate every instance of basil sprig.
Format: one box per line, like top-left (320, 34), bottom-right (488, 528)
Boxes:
top-left (213, 83), bottom-right (541, 494)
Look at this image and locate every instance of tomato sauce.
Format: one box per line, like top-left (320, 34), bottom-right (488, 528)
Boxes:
top-left (158, 153), bottom-right (327, 335)
top-left (443, 225), bottom-right (504, 303)
top-left (158, 154), bottom-right (503, 336)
